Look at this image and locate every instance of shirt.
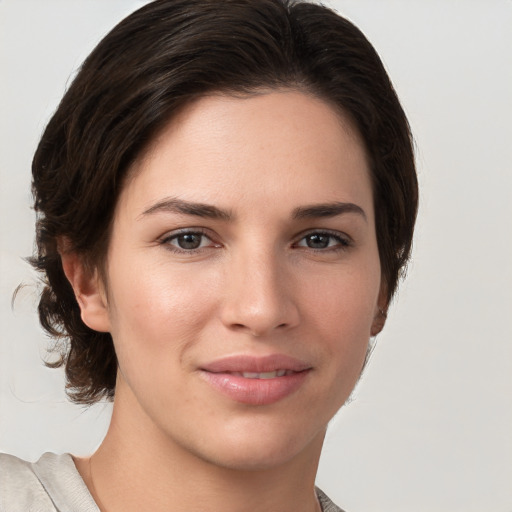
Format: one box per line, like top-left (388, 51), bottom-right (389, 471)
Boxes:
top-left (0, 452), bottom-right (344, 511)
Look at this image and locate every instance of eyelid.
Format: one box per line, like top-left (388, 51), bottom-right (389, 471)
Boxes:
top-left (160, 227), bottom-right (209, 242)
top-left (157, 227), bottom-right (352, 253)
top-left (293, 228), bottom-right (353, 248)
top-left (159, 227), bottom-right (221, 252)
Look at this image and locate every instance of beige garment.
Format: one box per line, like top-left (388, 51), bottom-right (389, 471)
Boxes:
top-left (0, 452), bottom-right (345, 512)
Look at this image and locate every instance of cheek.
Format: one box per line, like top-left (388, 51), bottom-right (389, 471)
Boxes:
top-left (300, 258), bottom-right (380, 366)
top-left (105, 261), bottom-right (220, 372)
top-left (304, 260), bottom-right (380, 329)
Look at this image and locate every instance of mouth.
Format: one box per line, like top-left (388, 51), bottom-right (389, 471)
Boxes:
top-left (200, 353), bottom-right (311, 374)
top-left (199, 354), bottom-right (312, 405)
top-left (221, 369), bottom-right (298, 379)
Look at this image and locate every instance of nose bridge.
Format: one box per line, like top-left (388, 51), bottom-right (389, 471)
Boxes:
top-left (221, 241), bottom-right (298, 336)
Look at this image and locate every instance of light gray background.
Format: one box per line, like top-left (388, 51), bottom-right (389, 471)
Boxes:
top-left (1, 1), bottom-right (511, 511)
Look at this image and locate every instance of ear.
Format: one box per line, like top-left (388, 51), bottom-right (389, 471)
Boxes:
top-left (60, 250), bottom-right (111, 333)
top-left (370, 282), bottom-right (388, 337)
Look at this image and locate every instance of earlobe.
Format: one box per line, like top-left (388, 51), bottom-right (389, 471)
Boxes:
top-left (60, 250), bottom-right (111, 333)
top-left (370, 282), bottom-right (388, 337)
top-left (370, 307), bottom-right (387, 336)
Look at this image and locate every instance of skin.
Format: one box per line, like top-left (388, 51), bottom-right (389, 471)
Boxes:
top-left (65, 90), bottom-right (386, 512)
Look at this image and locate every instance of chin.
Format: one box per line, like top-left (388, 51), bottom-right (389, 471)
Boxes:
top-left (182, 420), bottom-right (327, 473)
top-left (198, 446), bottom-right (305, 472)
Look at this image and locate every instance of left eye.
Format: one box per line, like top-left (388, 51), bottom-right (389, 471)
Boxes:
top-left (164, 232), bottom-right (212, 251)
top-left (296, 233), bottom-right (348, 250)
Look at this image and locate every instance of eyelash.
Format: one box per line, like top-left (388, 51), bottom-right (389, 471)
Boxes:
top-left (293, 230), bottom-right (352, 252)
top-left (159, 229), bottom-right (352, 254)
top-left (160, 229), bottom-right (217, 254)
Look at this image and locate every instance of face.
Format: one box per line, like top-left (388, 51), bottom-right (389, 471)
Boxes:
top-left (82, 91), bottom-right (384, 470)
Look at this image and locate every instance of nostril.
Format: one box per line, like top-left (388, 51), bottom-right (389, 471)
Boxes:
top-left (231, 321), bottom-right (289, 334)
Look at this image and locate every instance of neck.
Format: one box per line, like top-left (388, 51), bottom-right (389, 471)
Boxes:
top-left (75, 382), bottom-right (325, 512)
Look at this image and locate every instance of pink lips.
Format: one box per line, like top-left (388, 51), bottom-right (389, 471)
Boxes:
top-left (199, 354), bottom-right (311, 406)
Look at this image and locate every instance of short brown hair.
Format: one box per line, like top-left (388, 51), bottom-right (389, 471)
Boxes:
top-left (31, 0), bottom-right (418, 404)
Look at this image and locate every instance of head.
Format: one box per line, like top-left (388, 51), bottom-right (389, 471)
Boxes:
top-left (31, 0), bottom-right (417, 405)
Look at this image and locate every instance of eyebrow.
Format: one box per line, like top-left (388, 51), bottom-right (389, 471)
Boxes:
top-left (292, 202), bottom-right (367, 222)
top-left (140, 197), bottom-right (232, 221)
top-left (140, 198), bottom-right (366, 223)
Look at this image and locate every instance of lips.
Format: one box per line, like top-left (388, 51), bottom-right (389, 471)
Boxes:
top-left (228, 369), bottom-right (295, 379)
top-left (199, 354), bottom-right (312, 405)
top-left (201, 354), bottom-right (311, 374)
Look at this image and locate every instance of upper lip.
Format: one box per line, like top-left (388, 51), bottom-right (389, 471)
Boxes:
top-left (200, 354), bottom-right (311, 373)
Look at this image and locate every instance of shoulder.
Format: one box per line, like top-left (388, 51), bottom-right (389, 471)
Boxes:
top-left (0, 452), bottom-right (98, 512)
top-left (316, 487), bottom-right (347, 512)
top-left (0, 452), bottom-right (56, 511)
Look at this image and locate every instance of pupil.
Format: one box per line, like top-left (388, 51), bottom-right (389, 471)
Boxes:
top-left (178, 234), bottom-right (201, 249)
top-left (307, 234), bottom-right (329, 249)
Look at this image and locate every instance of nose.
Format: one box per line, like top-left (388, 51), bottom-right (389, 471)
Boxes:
top-left (219, 248), bottom-right (300, 337)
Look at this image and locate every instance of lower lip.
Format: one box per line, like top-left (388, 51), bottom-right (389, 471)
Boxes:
top-left (200, 370), bottom-right (310, 406)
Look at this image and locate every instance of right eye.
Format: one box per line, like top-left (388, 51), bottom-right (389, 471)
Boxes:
top-left (161, 230), bottom-right (218, 253)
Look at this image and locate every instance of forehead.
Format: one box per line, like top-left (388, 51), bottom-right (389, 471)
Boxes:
top-left (119, 90), bottom-right (373, 219)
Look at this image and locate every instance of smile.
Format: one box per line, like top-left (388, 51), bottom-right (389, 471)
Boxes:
top-left (199, 354), bottom-right (312, 406)
top-left (226, 370), bottom-right (296, 379)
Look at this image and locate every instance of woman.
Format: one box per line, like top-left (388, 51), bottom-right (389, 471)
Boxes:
top-left (0, 0), bottom-right (417, 510)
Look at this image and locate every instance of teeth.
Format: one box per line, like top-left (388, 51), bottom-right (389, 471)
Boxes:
top-left (242, 371), bottom-right (276, 379)
top-left (240, 370), bottom-right (291, 379)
